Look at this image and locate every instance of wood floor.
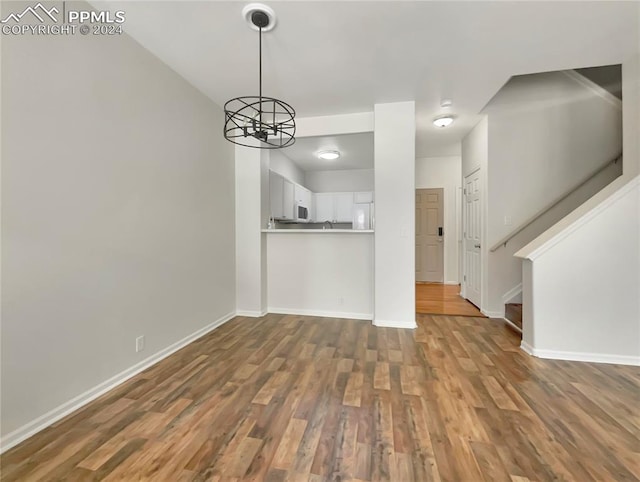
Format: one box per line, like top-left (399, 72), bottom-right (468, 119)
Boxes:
top-left (2, 313), bottom-right (639, 481)
top-left (416, 283), bottom-right (485, 317)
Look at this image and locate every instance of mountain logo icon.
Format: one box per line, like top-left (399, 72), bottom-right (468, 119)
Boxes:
top-left (1, 3), bottom-right (59, 23)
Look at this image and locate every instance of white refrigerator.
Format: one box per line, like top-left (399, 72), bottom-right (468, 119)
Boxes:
top-left (352, 203), bottom-right (373, 230)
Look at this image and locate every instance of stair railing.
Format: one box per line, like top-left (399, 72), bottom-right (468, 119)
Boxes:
top-left (489, 153), bottom-right (622, 252)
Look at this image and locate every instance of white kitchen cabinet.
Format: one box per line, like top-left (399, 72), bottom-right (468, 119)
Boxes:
top-left (334, 192), bottom-right (354, 222)
top-left (270, 171), bottom-right (294, 220)
top-left (294, 184), bottom-right (312, 207)
top-left (282, 179), bottom-right (294, 220)
top-left (354, 191), bottom-right (374, 204)
top-left (270, 172), bottom-right (284, 219)
top-left (313, 193), bottom-right (334, 222)
top-left (313, 192), bottom-right (354, 223)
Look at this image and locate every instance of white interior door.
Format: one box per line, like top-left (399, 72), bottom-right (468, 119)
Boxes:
top-left (415, 188), bottom-right (444, 282)
top-left (463, 170), bottom-right (481, 307)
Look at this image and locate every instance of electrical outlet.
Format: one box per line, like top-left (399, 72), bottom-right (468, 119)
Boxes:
top-left (135, 336), bottom-right (145, 353)
top-left (338, 297), bottom-right (345, 305)
top-left (504, 216), bottom-right (512, 226)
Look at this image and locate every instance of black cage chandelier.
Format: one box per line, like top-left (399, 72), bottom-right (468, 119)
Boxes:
top-left (223, 5), bottom-right (296, 149)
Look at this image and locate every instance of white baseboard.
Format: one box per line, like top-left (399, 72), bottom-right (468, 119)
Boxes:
top-left (373, 319), bottom-right (417, 329)
top-left (0, 311), bottom-right (237, 454)
top-left (236, 310), bottom-right (267, 318)
top-left (520, 341), bottom-right (535, 356)
top-left (268, 307), bottom-right (372, 321)
top-left (481, 309), bottom-right (505, 319)
top-left (520, 342), bottom-right (640, 366)
top-left (444, 281), bottom-right (460, 286)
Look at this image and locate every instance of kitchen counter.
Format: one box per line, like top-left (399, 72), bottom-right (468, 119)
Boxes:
top-left (262, 229), bottom-right (373, 233)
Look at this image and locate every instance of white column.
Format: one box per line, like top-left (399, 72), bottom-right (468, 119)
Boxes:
top-left (373, 101), bottom-right (416, 328)
top-left (235, 141), bottom-right (267, 316)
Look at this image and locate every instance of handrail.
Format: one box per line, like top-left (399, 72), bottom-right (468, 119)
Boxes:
top-left (489, 153), bottom-right (622, 252)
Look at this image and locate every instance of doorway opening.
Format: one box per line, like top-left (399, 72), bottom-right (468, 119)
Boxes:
top-left (415, 187), bottom-right (483, 317)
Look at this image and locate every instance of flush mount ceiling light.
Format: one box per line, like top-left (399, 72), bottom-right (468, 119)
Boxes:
top-left (433, 115), bottom-right (455, 128)
top-left (318, 150), bottom-right (340, 160)
top-left (223, 4), bottom-right (295, 149)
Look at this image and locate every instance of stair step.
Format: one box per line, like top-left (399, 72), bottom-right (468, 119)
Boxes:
top-left (505, 303), bottom-right (522, 329)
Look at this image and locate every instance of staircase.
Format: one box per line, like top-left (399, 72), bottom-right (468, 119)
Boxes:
top-left (505, 303), bottom-right (522, 331)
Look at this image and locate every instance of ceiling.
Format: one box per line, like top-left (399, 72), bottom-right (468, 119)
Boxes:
top-left (91, 1), bottom-right (639, 158)
top-left (282, 133), bottom-right (374, 172)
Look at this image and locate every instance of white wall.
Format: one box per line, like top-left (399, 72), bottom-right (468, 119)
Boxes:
top-left (516, 52), bottom-right (640, 364)
top-left (521, 177), bottom-right (639, 365)
top-left (267, 233), bottom-right (373, 319)
top-left (304, 169), bottom-right (374, 193)
top-left (269, 150), bottom-right (305, 186)
top-left (461, 117), bottom-right (488, 179)
top-left (415, 156), bottom-right (462, 284)
top-left (374, 102), bottom-right (416, 328)
top-left (1, 4), bottom-right (235, 445)
top-left (235, 142), bottom-right (267, 316)
top-left (296, 112), bottom-right (374, 138)
top-left (484, 70), bottom-right (622, 315)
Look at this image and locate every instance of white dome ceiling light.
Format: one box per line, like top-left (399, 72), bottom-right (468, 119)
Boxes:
top-left (318, 150), bottom-right (340, 160)
top-left (433, 115), bottom-right (455, 128)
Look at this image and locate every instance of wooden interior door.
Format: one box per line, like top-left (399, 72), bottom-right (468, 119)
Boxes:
top-left (415, 188), bottom-right (444, 282)
top-left (463, 170), bottom-right (481, 307)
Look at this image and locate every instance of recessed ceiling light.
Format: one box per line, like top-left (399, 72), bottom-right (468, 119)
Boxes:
top-left (318, 150), bottom-right (340, 160)
top-left (433, 115), bottom-right (455, 128)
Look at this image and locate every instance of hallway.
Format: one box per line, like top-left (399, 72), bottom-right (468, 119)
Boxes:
top-left (416, 283), bottom-right (485, 317)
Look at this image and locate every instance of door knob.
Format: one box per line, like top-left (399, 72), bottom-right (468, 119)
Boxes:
top-left (474, 244), bottom-right (481, 248)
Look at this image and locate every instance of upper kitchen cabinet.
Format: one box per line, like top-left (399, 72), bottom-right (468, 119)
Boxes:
top-left (313, 192), bottom-right (355, 223)
top-left (314, 193), bottom-right (334, 222)
top-left (294, 184), bottom-right (312, 207)
top-left (270, 171), bottom-right (294, 221)
top-left (283, 181), bottom-right (294, 220)
top-left (334, 193), bottom-right (355, 222)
